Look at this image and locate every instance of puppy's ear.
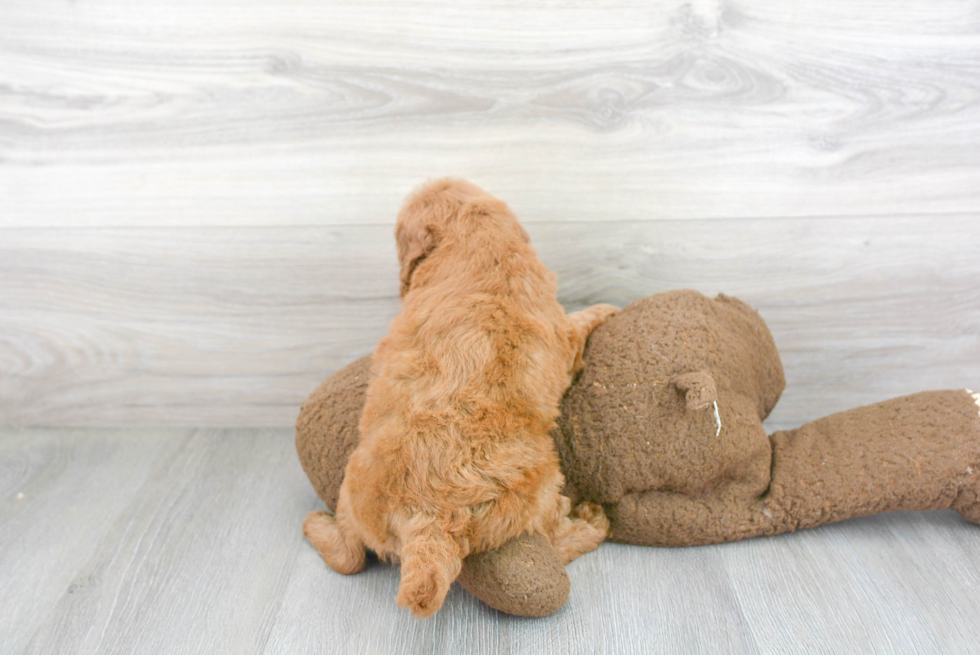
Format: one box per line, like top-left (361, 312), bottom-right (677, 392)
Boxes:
top-left (395, 178), bottom-right (479, 296)
top-left (397, 222), bottom-right (440, 297)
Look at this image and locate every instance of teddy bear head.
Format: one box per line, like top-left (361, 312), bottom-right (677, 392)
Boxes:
top-left (553, 289), bottom-right (785, 517)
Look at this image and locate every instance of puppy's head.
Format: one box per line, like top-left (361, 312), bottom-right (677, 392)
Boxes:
top-left (395, 178), bottom-right (529, 297)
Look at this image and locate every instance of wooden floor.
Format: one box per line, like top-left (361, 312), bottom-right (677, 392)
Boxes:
top-left (4, 427), bottom-right (980, 655)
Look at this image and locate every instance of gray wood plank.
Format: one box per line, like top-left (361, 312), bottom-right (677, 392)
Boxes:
top-left (4, 428), bottom-right (980, 654)
top-left (722, 512), bottom-right (980, 654)
top-left (2, 0), bottom-right (979, 227)
top-left (0, 429), bottom-right (191, 654)
top-left (1, 217), bottom-right (977, 428)
top-left (13, 428), bottom-right (307, 655)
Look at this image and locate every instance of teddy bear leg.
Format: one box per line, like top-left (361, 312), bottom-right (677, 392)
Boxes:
top-left (565, 304), bottom-right (620, 375)
top-left (764, 390), bottom-right (980, 532)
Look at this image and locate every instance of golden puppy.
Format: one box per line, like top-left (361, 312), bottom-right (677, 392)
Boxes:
top-left (303, 179), bottom-right (617, 616)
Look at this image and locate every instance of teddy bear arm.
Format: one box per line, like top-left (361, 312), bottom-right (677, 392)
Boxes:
top-left (604, 492), bottom-right (772, 546)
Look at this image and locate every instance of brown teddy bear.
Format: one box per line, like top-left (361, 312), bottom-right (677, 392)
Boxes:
top-left (296, 289), bottom-right (980, 616)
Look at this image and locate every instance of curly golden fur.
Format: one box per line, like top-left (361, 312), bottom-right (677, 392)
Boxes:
top-left (303, 179), bottom-right (617, 617)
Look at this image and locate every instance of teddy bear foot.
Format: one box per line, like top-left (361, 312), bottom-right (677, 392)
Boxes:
top-left (954, 476), bottom-right (980, 525)
top-left (957, 505), bottom-right (980, 525)
top-left (954, 389), bottom-right (980, 525)
top-left (457, 532), bottom-right (570, 617)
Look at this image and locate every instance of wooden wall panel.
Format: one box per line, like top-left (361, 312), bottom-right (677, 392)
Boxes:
top-left (2, 0), bottom-right (980, 227)
top-left (1, 216), bottom-right (976, 428)
top-left (1, 0), bottom-right (978, 427)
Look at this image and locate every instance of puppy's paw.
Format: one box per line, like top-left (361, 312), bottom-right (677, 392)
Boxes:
top-left (303, 510), bottom-right (336, 539)
top-left (303, 510), bottom-right (366, 575)
top-left (574, 502), bottom-right (610, 535)
top-left (589, 303), bottom-right (620, 322)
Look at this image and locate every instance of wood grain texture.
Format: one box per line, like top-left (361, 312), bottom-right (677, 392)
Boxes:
top-left (1, 0), bottom-right (978, 428)
top-left (0, 429), bottom-right (191, 654)
top-left (1, 0), bottom-right (980, 226)
top-left (1, 216), bottom-right (977, 428)
top-left (2, 1), bottom-right (978, 651)
top-left (3, 427), bottom-right (980, 654)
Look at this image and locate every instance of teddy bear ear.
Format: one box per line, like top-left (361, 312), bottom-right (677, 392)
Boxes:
top-left (672, 370), bottom-right (718, 411)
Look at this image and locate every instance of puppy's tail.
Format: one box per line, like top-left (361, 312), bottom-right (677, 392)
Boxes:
top-left (396, 517), bottom-right (464, 618)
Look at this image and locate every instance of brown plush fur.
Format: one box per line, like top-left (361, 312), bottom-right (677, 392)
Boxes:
top-left (302, 179), bottom-right (617, 617)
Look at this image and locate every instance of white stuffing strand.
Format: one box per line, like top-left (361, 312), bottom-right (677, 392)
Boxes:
top-left (968, 389), bottom-right (980, 418)
top-left (713, 400), bottom-right (722, 437)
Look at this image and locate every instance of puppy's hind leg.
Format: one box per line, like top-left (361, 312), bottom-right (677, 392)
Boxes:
top-left (396, 517), bottom-right (464, 618)
top-left (548, 497), bottom-right (610, 565)
top-left (303, 500), bottom-right (367, 575)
